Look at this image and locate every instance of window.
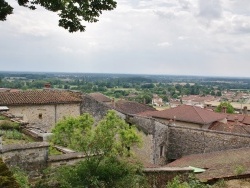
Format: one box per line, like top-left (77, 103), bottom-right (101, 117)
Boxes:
top-left (38, 113), bottom-right (42, 119)
top-left (160, 145), bottom-right (164, 157)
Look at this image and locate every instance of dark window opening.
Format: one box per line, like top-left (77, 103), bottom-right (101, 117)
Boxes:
top-left (160, 145), bottom-right (164, 157)
top-left (39, 113), bottom-right (42, 119)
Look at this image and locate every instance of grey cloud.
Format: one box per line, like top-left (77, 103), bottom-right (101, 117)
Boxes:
top-left (198, 0), bottom-right (222, 20)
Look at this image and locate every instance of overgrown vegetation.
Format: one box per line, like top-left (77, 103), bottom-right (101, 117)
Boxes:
top-left (11, 167), bottom-right (30, 188)
top-left (35, 110), bottom-right (146, 187)
top-left (166, 175), bottom-right (209, 188)
top-left (0, 120), bottom-right (20, 130)
top-left (0, 158), bottom-right (20, 188)
top-left (0, 120), bottom-right (33, 144)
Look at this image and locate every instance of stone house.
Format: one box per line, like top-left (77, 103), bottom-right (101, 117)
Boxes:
top-left (89, 92), bottom-right (112, 104)
top-left (141, 105), bottom-right (227, 129)
top-left (0, 90), bottom-right (82, 132)
top-left (152, 94), bottom-right (163, 106)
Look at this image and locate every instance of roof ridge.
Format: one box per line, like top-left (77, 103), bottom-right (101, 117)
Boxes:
top-left (192, 106), bottom-right (206, 124)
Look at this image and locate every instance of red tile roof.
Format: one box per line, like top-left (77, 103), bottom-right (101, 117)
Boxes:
top-left (148, 105), bottom-right (227, 125)
top-left (114, 100), bottom-right (156, 115)
top-left (89, 92), bottom-right (112, 103)
top-left (226, 114), bottom-right (250, 125)
top-left (0, 90), bottom-right (82, 105)
top-left (166, 147), bottom-right (250, 182)
top-left (209, 121), bottom-right (250, 135)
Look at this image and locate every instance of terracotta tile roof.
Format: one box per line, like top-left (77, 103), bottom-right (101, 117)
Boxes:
top-left (226, 114), bottom-right (250, 125)
top-left (89, 92), bottom-right (112, 103)
top-left (166, 147), bottom-right (250, 182)
top-left (114, 100), bottom-right (156, 115)
top-left (0, 90), bottom-right (82, 105)
top-left (209, 121), bottom-right (250, 135)
top-left (148, 105), bottom-right (227, 125)
top-left (242, 116), bottom-right (250, 125)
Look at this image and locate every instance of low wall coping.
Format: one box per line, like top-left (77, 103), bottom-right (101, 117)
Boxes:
top-left (48, 152), bottom-right (86, 162)
top-left (143, 167), bottom-right (193, 172)
top-left (169, 125), bottom-right (250, 138)
top-left (0, 142), bottom-right (49, 153)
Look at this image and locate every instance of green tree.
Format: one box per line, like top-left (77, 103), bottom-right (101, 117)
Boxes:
top-left (1, 0), bottom-right (117, 32)
top-left (44, 111), bottom-right (144, 187)
top-left (215, 101), bottom-right (234, 114)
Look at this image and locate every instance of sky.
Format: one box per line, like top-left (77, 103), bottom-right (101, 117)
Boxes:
top-left (1, 0), bottom-right (250, 77)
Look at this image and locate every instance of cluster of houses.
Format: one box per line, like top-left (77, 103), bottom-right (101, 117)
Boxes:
top-left (1, 89), bottom-right (250, 142)
top-left (1, 89), bottom-right (250, 184)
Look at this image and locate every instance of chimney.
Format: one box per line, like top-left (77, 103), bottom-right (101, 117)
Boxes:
top-left (243, 106), bottom-right (248, 115)
top-left (234, 116), bottom-right (238, 125)
top-left (168, 119), bottom-right (174, 126)
top-left (222, 106), bottom-right (226, 113)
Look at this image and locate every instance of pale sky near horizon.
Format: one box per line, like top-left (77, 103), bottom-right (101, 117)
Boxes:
top-left (1, 0), bottom-right (250, 77)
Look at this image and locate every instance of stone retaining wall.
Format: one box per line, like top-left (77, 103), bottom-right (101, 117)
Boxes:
top-left (0, 142), bottom-right (49, 178)
top-left (168, 125), bottom-right (250, 160)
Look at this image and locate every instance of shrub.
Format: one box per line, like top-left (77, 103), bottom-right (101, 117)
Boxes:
top-left (1, 130), bottom-right (24, 140)
top-left (0, 116), bottom-right (7, 120)
top-left (11, 167), bottom-right (30, 188)
top-left (0, 120), bottom-right (20, 130)
top-left (0, 158), bottom-right (20, 188)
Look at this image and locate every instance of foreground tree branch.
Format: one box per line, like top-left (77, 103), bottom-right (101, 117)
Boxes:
top-left (0, 0), bottom-right (117, 32)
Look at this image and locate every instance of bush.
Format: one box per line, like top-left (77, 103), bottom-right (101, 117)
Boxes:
top-left (166, 175), bottom-right (210, 188)
top-left (0, 158), bottom-right (20, 188)
top-left (35, 157), bottom-right (147, 188)
top-left (0, 120), bottom-right (20, 130)
top-left (11, 167), bottom-right (30, 188)
top-left (0, 130), bottom-right (24, 140)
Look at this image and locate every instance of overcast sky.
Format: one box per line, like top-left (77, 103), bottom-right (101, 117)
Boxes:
top-left (1, 0), bottom-right (250, 77)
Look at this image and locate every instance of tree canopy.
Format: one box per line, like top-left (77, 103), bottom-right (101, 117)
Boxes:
top-left (42, 110), bottom-right (145, 187)
top-left (215, 101), bottom-right (235, 114)
top-left (0, 0), bottom-right (117, 32)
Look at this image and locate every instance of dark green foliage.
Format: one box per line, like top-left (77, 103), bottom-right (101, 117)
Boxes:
top-left (0, 120), bottom-right (20, 130)
top-left (42, 111), bottom-right (145, 187)
top-left (1, 0), bottom-right (117, 32)
top-left (0, 158), bottom-right (20, 188)
top-left (0, 0), bottom-right (13, 21)
top-left (215, 101), bottom-right (235, 114)
top-left (166, 175), bottom-right (209, 188)
top-left (11, 167), bottom-right (30, 188)
top-left (36, 157), bottom-right (146, 188)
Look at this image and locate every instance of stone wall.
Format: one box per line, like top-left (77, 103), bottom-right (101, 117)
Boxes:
top-left (128, 115), bottom-right (169, 165)
top-left (8, 103), bottom-right (80, 132)
top-left (144, 167), bottom-right (193, 188)
top-left (0, 142), bottom-right (49, 178)
top-left (80, 95), bottom-right (166, 165)
top-left (48, 152), bottom-right (86, 168)
top-left (168, 125), bottom-right (250, 160)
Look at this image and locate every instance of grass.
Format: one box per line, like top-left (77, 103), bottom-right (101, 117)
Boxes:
top-left (0, 129), bottom-right (34, 145)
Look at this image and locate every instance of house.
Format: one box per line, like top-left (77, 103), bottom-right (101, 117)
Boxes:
top-left (0, 90), bottom-right (82, 132)
top-left (113, 99), bottom-right (156, 115)
top-left (181, 95), bottom-right (217, 107)
top-left (142, 105), bottom-right (227, 129)
top-left (209, 121), bottom-right (250, 135)
top-left (152, 94), bottom-right (163, 106)
top-left (89, 92), bottom-right (112, 104)
top-left (169, 100), bottom-right (182, 108)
